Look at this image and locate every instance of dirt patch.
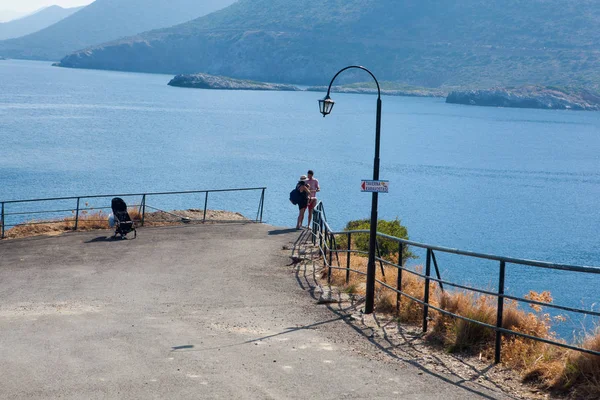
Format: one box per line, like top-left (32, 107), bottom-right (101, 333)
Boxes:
top-left (143, 209), bottom-right (247, 225)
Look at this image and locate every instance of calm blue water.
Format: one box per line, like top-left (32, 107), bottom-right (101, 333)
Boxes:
top-left (1, 60), bottom-right (599, 337)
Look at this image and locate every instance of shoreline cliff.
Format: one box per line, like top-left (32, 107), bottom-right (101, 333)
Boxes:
top-left (168, 73), bottom-right (300, 91)
top-left (446, 86), bottom-right (600, 111)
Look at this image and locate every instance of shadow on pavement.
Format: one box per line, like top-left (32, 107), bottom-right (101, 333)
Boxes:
top-left (170, 315), bottom-right (349, 353)
top-left (288, 231), bottom-right (519, 400)
top-left (85, 236), bottom-right (113, 243)
top-left (268, 228), bottom-right (298, 235)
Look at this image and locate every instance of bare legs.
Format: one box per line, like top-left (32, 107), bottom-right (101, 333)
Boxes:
top-left (307, 199), bottom-right (316, 227)
top-left (297, 207), bottom-right (307, 229)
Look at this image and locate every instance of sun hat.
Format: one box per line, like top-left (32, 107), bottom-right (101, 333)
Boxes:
top-left (300, 175), bottom-right (308, 181)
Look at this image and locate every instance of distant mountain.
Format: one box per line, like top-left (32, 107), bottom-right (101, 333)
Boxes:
top-left (0, 0), bottom-right (236, 61)
top-left (58, 0), bottom-right (600, 88)
top-left (0, 10), bottom-right (27, 23)
top-left (0, 6), bottom-right (83, 41)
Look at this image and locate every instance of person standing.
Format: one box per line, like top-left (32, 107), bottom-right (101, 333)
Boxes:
top-left (295, 175), bottom-right (311, 230)
top-left (306, 169), bottom-right (320, 227)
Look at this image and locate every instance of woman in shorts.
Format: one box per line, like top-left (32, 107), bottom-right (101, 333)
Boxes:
top-left (296, 175), bottom-right (311, 229)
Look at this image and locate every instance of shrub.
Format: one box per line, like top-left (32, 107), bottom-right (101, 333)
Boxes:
top-left (336, 217), bottom-right (414, 262)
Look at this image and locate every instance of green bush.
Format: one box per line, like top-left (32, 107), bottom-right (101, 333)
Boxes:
top-left (336, 218), bottom-right (415, 263)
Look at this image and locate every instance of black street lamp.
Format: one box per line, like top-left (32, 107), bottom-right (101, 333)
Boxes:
top-left (318, 65), bottom-right (382, 314)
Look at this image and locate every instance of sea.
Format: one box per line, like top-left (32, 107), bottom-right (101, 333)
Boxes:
top-left (1, 59), bottom-right (599, 338)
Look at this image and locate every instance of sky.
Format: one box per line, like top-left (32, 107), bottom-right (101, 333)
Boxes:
top-left (0, 0), bottom-right (93, 14)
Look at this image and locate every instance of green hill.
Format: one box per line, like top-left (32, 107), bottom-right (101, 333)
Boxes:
top-left (58, 0), bottom-right (600, 88)
top-left (0, 0), bottom-right (236, 61)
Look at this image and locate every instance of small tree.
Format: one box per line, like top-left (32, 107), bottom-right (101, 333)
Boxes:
top-left (337, 217), bottom-right (415, 263)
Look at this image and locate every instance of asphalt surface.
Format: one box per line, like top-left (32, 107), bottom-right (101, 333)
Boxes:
top-left (0, 224), bottom-right (504, 399)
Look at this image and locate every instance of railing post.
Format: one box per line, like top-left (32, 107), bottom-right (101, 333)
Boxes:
top-left (1, 202), bottom-right (5, 239)
top-left (346, 232), bottom-right (351, 284)
top-left (396, 242), bottom-right (403, 313)
top-left (423, 248), bottom-right (432, 332)
top-left (323, 224), bottom-right (329, 263)
top-left (141, 194), bottom-right (146, 227)
top-left (259, 188), bottom-right (265, 223)
top-left (74, 197), bottom-right (80, 231)
top-left (376, 239), bottom-right (385, 277)
top-left (495, 261), bottom-right (506, 364)
top-left (203, 192), bottom-right (209, 223)
top-left (327, 233), bottom-right (333, 284)
top-left (430, 250), bottom-right (444, 292)
top-left (311, 211), bottom-right (316, 245)
top-left (319, 215), bottom-right (324, 249)
top-left (312, 205), bottom-right (320, 245)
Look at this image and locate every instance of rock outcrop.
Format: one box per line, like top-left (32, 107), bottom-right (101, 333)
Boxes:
top-left (446, 87), bottom-right (600, 111)
top-left (168, 73), bottom-right (300, 91)
top-left (306, 86), bottom-right (446, 98)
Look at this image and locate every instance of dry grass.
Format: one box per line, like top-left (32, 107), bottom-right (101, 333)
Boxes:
top-left (1, 208), bottom-right (245, 240)
top-left (321, 246), bottom-right (600, 399)
top-left (522, 328), bottom-right (600, 399)
top-left (325, 251), bottom-right (437, 323)
top-left (3, 208), bottom-right (142, 239)
top-left (560, 333), bottom-right (600, 398)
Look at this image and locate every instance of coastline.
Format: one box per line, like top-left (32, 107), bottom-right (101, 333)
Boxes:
top-left (446, 86), bottom-right (600, 111)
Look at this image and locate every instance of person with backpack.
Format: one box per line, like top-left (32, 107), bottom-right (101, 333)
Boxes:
top-left (290, 175), bottom-right (311, 230)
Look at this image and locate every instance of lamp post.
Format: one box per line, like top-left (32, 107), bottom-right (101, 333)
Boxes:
top-left (319, 65), bottom-right (382, 314)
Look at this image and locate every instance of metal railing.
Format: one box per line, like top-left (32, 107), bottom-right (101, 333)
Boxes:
top-left (310, 202), bottom-right (600, 363)
top-left (1, 187), bottom-right (266, 239)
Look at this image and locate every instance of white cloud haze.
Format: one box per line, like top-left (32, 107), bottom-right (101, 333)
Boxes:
top-left (1, 0), bottom-right (93, 14)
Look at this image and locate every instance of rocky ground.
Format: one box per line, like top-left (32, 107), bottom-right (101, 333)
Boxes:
top-left (144, 209), bottom-right (248, 225)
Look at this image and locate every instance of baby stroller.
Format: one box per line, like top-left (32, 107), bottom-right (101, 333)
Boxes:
top-left (111, 197), bottom-right (137, 239)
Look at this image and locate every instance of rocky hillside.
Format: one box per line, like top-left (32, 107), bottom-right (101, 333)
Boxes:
top-left (0, 0), bottom-right (236, 61)
top-left (446, 87), bottom-right (600, 110)
top-left (57, 0), bottom-right (600, 88)
top-left (306, 85), bottom-right (446, 98)
top-left (0, 6), bottom-right (83, 41)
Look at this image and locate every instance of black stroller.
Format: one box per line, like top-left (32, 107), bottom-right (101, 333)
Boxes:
top-left (111, 197), bottom-right (137, 239)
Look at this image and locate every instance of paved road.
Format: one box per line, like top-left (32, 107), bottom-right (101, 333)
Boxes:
top-left (0, 224), bottom-right (504, 399)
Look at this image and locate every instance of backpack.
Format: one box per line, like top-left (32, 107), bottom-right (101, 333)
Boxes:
top-left (289, 188), bottom-right (301, 205)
